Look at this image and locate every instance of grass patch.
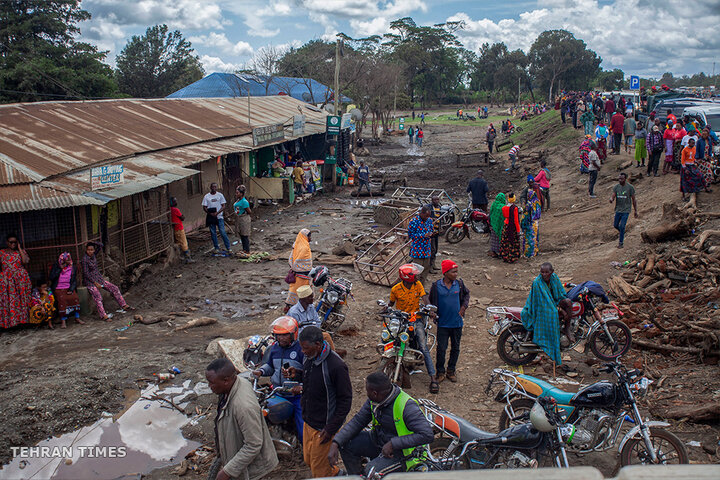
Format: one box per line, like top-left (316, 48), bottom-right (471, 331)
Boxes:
top-left (401, 114), bottom-right (505, 127)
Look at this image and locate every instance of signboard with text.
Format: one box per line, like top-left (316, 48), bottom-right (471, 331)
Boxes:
top-left (629, 75), bottom-right (640, 90)
top-left (399, 117), bottom-right (405, 131)
top-left (292, 115), bottom-right (306, 136)
top-left (326, 115), bottom-right (341, 136)
top-left (91, 165), bottom-right (124, 190)
top-left (253, 123), bottom-right (285, 147)
top-left (325, 154), bottom-right (337, 165)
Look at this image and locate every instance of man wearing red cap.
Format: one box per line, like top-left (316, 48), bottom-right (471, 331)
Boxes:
top-left (428, 260), bottom-right (469, 383)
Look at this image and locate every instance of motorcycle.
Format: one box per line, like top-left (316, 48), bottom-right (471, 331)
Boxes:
top-left (487, 285), bottom-right (632, 365)
top-left (309, 265), bottom-right (353, 332)
top-left (432, 203), bottom-right (461, 237)
top-left (376, 300), bottom-right (437, 388)
top-left (420, 396), bottom-right (571, 470)
top-left (445, 202), bottom-right (490, 244)
top-left (243, 334), bottom-right (274, 368)
top-left (709, 154), bottom-right (720, 184)
top-left (486, 362), bottom-right (689, 466)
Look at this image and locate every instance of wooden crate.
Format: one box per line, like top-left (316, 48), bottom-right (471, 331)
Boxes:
top-left (354, 225), bottom-right (410, 287)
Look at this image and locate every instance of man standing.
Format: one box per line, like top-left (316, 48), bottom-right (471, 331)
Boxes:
top-left (407, 206), bottom-right (433, 283)
top-left (486, 124), bottom-right (497, 153)
top-left (588, 143), bottom-right (602, 198)
top-left (604, 96), bottom-right (615, 124)
top-left (356, 161), bottom-right (371, 196)
top-left (327, 372), bottom-right (434, 477)
top-left (610, 110), bottom-right (625, 155)
top-left (429, 260), bottom-right (469, 384)
top-left (287, 285), bottom-right (336, 351)
top-left (289, 327), bottom-right (352, 478)
top-left (252, 317), bottom-right (304, 444)
top-left (580, 108), bottom-right (595, 136)
top-left (610, 173), bottom-right (638, 249)
top-left (407, 125), bottom-right (414, 145)
top-left (206, 358), bottom-right (278, 480)
top-left (623, 113), bottom-right (635, 154)
top-left (170, 197), bottom-right (193, 263)
top-left (292, 161), bottom-right (305, 200)
top-left (507, 144), bottom-right (520, 171)
top-left (202, 183), bottom-right (231, 254)
top-left (466, 170), bottom-right (489, 211)
top-left (521, 263), bottom-right (573, 366)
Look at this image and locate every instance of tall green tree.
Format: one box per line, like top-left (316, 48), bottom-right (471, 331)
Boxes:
top-left (115, 24), bottom-right (204, 98)
top-left (528, 29), bottom-right (600, 101)
top-left (595, 68), bottom-right (624, 90)
top-left (0, 0), bottom-right (117, 103)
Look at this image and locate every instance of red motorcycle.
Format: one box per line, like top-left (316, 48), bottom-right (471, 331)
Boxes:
top-left (445, 202), bottom-right (490, 244)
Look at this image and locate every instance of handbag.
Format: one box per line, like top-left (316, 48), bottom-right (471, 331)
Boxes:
top-left (284, 269), bottom-right (296, 284)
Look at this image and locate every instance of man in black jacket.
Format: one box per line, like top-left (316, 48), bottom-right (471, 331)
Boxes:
top-left (328, 372), bottom-right (434, 476)
top-left (289, 326), bottom-right (352, 477)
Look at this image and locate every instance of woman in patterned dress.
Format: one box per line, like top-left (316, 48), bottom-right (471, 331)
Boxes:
top-left (500, 194), bottom-right (521, 263)
top-left (488, 193), bottom-right (506, 258)
top-left (522, 179), bottom-right (543, 258)
top-left (0, 233), bottom-right (32, 328)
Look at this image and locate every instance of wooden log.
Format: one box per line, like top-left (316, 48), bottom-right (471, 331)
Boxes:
top-left (641, 220), bottom-right (692, 243)
top-left (691, 229), bottom-right (720, 250)
top-left (608, 275), bottom-right (645, 302)
top-left (655, 402), bottom-right (720, 422)
top-left (632, 338), bottom-right (703, 354)
top-left (636, 276), bottom-right (655, 288)
top-left (644, 254), bottom-right (656, 275)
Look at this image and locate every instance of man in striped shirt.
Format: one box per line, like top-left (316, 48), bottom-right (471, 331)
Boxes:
top-left (507, 144), bottom-right (520, 171)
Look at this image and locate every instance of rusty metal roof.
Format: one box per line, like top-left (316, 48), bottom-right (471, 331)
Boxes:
top-left (0, 183), bottom-right (105, 213)
top-left (0, 95), bottom-right (328, 212)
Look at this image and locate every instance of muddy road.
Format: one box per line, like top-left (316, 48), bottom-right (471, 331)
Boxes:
top-left (1, 110), bottom-right (718, 478)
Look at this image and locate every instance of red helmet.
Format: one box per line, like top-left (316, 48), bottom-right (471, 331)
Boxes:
top-left (398, 263), bottom-right (423, 282)
top-left (270, 316), bottom-right (299, 339)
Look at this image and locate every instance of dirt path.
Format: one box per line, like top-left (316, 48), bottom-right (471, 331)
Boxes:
top-left (1, 111), bottom-right (718, 478)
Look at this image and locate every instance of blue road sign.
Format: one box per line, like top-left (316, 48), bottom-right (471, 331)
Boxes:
top-left (629, 75), bottom-right (640, 90)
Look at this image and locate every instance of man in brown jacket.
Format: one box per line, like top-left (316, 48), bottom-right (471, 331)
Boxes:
top-left (206, 358), bottom-right (279, 480)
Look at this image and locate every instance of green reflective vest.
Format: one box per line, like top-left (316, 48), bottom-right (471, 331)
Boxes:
top-left (370, 389), bottom-right (427, 470)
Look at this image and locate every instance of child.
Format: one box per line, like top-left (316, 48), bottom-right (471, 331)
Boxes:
top-left (29, 283), bottom-right (55, 328)
top-left (50, 251), bottom-right (84, 328)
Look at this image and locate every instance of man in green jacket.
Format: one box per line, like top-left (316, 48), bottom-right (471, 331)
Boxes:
top-left (206, 358), bottom-right (279, 480)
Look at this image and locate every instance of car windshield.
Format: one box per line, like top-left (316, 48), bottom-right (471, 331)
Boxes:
top-left (704, 114), bottom-right (720, 130)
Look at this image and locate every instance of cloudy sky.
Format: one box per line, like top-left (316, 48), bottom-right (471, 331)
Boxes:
top-left (79, 0), bottom-right (720, 78)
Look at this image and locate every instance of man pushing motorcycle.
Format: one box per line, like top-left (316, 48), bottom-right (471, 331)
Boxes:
top-left (327, 371), bottom-right (434, 477)
top-left (521, 263), bottom-right (573, 367)
top-left (387, 263), bottom-right (439, 393)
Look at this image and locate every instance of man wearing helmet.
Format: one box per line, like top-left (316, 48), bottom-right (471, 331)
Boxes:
top-left (389, 264), bottom-right (438, 393)
top-left (252, 316), bottom-right (305, 443)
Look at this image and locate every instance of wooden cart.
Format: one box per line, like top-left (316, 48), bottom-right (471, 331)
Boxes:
top-left (354, 225), bottom-right (411, 287)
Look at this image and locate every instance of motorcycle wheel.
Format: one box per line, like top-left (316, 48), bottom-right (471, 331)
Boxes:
top-left (445, 227), bottom-right (466, 244)
top-left (207, 457), bottom-right (221, 480)
top-left (588, 319), bottom-right (632, 361)
top-left (497, 325), bottom-right (538, 366)
top-left (619, 427), bottom-right (689, 466)
top-left (430, 437), bottom-right (470, 470)
top-left (382, 358), bottom-right (411, 388)
top-left (516, 126), bottom-right (523, 132)
top-left (498, 398), bottom-right (536, 431)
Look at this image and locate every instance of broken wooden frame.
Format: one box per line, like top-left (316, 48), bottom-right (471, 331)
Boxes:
top-left (354, 224), bottom-right (411, 287)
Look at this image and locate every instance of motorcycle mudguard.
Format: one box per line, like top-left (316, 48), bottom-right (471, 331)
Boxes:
top-left (450, 221), bottom-right (464, 228)
top-left (617, 421), bottom-right (670, 453)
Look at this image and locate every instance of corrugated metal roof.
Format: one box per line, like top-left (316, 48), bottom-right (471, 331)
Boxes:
top-left (0, 183), bottom-right (105, 213)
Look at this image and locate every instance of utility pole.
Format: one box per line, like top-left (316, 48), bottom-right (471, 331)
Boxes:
top-left (518, 76), bottom-right (521, 107)
top-left (330, 38), bottom-right (342, 192)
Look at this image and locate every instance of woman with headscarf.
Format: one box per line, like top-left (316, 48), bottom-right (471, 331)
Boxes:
top-left (662, 120), bottom-right (676, 175)
top-left (49, 252), bottom-right (83, 328)
top-left (0, 233), bottom-right (32, 328)
top-left (285, 228), bottom-right (313, 311)
top-left (522, 176), bottom-right (542, 258)
top-left (579, 135), bottom-right (593, 173)
top-left (500, 194), bottom-right (521, 263)
top-left (487, 193), bottom-right (507, 258)
top-left (234, 185), bottom-right (253, 255)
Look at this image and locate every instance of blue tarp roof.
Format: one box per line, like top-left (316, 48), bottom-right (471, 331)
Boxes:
top-left (167, 72), bottom-right (351, 104)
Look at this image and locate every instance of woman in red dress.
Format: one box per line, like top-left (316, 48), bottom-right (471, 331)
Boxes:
top-left (1, 233), bottom-right (32, 328)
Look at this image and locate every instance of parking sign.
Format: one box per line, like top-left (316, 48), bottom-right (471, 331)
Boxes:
top-left (629, 75), bottom-right (640, 90)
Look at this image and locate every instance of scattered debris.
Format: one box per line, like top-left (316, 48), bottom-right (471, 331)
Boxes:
top-left (174, 317), bottom-right (218, 332)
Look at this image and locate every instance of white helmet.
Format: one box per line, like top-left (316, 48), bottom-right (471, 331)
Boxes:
top-left (529, 400), bottom-right (555, 432)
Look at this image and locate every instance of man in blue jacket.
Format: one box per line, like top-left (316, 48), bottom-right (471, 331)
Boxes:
top-left (252, 316), bottom-right (304, 442)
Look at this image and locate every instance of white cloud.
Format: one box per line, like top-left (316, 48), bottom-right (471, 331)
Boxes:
top-left (199, 55), bottom-right (243, 73)
top-left (189, 33), bottom-right (254, 56)
top-left (84, 0), bottom-right (226, 30)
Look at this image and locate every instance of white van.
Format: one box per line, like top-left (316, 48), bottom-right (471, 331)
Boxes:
top-left (682, 105), bottom-right (720, 135)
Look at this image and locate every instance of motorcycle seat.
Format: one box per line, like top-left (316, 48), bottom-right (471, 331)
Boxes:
top-left (519, 375), bottom-right (575, 405)
top-left (505, 307), bottom-right (522, 320)
top-left (430, 411), bottom-right (495, 443)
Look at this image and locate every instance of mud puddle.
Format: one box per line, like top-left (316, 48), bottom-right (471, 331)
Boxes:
top-left (0, 382), bottom-right (207, 479)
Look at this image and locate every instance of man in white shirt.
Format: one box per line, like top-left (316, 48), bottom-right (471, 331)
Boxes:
top-left (588, 143), bottom-right (601, 198)
top-left (202, 182), bottom-right (231, 253)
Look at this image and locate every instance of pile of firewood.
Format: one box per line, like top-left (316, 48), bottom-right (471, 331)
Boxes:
top-left (608, 227), bottom-right (720, 360)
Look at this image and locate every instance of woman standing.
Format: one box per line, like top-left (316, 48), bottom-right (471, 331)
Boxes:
top-left (695, 129), bottom-right (715, 189)
top-left (81, 242), bottom-right (132, 321)
top-left (579, 135), bottom-right (593, 173)
top-left (634, 121), bottom-right (647, 168)
top-left (234, 185), bottom-right (253, 255)
top-left (0, 234), bottom-right (32, 328)
top-left (49, 252), bottom-right (83, 328)
top-left (285, 229), bottom-right (313, 311)
top-left (487, 193), bottom-right (507, 258)
top-left (522, 178), bottom-right (542, 258)
top-left (500, 194), bottom-right (521, 263)
top-left (662, 121), bottom-right (676, 175)
top-left (680, 138), bottom-right (706, 201)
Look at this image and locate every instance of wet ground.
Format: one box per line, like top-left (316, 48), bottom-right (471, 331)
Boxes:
top-left (1, 108), bottom-right (718, 478)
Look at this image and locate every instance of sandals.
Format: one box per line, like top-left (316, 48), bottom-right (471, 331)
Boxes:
top-left (429, 381), bottom-right (439, 394)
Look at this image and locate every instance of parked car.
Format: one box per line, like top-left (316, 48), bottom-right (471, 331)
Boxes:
top-left (683, 105), bottom-right (720, 154)
top-left (638, 97), bottom-right (718, 126)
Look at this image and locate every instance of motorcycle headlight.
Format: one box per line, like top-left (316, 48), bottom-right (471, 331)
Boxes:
top-left (381, 330), bottom-right (390, 342)
top-left (399, 332), bottom-right (410, 343)
top-left (388, 319), bottom-right (401, 337)
top-left (326, 290), bottom-right (340, 305)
